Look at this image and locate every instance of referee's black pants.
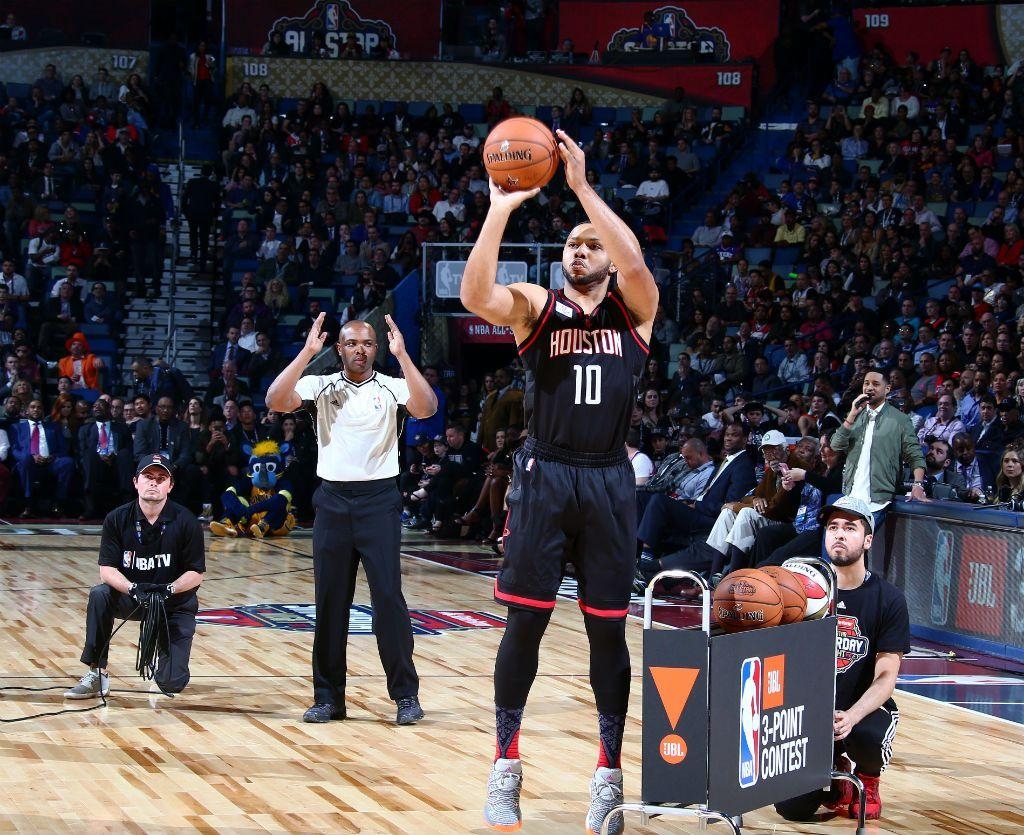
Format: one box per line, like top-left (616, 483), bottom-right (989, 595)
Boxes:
top-left (311, 479), bottom-right (419, 706)
top-left (80, 584), bottom-right (197, 693)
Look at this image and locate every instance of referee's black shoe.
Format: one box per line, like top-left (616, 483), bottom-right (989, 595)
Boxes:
top-left (302, 703), bottom-right (346, 723)
top-left (395, 696), bottom-right (425, 725)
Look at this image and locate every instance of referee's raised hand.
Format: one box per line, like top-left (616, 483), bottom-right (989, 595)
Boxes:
top-left (384, 314), bottom-right (406, 360)
top-left (305, 311), bottom-right (328, 355)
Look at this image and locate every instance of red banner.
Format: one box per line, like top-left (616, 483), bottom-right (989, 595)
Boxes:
top-left (852, 6), bottom-right (1012, 68)
top-left (226, 0), bottom-right (440, 60)
top-left (546, 63), bottom-right (753, 108)
top-left (457, 317), bottom-right (516, 344)
top-left (559, 1), bottom-right (779, 86)
top-left (954, 533), bottom-right (1006, 639)
top-left (10, 4), bottom-right (148, 48)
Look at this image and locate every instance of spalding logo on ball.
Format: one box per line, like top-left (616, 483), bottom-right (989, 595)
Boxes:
top-left (483, 116), bottom-right (560, 192)
top-left (712, 568), bottom-right (784, 632)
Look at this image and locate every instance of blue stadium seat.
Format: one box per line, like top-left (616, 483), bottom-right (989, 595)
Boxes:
top-left (459, 103), bottom-right (485, 123)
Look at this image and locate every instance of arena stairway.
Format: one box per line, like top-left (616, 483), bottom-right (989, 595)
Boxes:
top-left (119, 161), bottom-right (215, 399)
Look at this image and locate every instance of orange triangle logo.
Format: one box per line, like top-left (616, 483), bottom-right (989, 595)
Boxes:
top-left (649, 667), bottom-right (700, 728)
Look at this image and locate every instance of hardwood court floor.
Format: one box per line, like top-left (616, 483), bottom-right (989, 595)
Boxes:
top-left (0, 528), bottom-right (1020, 834)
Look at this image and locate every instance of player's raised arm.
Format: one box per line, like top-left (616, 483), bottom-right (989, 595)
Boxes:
top-left (460, 180), bottom-right (548, 331)
top-left (555, 129), bottom-right (659, 335)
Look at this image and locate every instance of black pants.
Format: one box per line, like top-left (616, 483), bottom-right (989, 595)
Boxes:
top-left (80, 584), bottom-right (197, 693)
top-left (311, 479), bottom-right (418, 706)
top-left (774, 700), bottom-right (900, 821)
top-left (637, 492), bottom-right (714, 553)
top-left (753, 525), bottom-right (821, 566)
top-left (186, 214), bottom-right (212, 267)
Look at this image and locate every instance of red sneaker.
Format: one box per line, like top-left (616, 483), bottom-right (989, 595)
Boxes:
top-left (849, 772), bottom-right (882, 820)
top-left (823, 755), bottom-right (854, 814)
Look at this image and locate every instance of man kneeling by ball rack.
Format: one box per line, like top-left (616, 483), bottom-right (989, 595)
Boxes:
top-left (772, 495), bottom-right (910, 822)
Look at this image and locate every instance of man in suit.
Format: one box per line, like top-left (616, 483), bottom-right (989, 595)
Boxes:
top-left (131, 356), bottom-right (194, 409)
top-left (204, 360), bottom-right (251, 410)
top-left (133, 395), bottom-right (199, 511)
top-left (11, 398), bottom-right (75, 517)
top-left (210, 326), bottom-right (252, 377)
top-left (182, 163), bottom-right (219, 271)
top-left (967, 394), bottom-right (1003, 486)
top-left (77, 398), bottom-right (133, 519)
top-left (636, 423), bottom-right (757, 573)
top-left (38, 281), bottom-right (83, 357)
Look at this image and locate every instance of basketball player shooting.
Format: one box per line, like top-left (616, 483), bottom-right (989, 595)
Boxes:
top-left (461, 130), bottom-right (659, 834)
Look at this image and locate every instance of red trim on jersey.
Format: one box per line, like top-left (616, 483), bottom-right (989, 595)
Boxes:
top-left (495, 580), bottom-right (557, 610)
top-left (577, 600), bottom-right (630, 618)
top-left (517, 291), bottom-right (556, 354)
top-left (606, 290), bottom-right (650, 354)
top-left (556, 289), bottom-right (584, 314)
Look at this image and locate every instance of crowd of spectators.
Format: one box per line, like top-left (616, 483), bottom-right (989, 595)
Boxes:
top-left (0, 39), bottom-right (741, 528)
top-left (630, 37), bottom-right (1024, 547)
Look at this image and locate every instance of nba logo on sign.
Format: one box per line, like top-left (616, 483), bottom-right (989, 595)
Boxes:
top-left (325, 3), bottom-right (340, 31)
top-left (738, 656), bottom-right (761, 788)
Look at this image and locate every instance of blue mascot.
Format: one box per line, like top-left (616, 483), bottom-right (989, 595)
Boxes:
top-left (210, 440), bottom-right (296, 539)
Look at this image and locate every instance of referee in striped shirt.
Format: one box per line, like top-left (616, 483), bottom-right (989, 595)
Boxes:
top-left (267, 313), bottom-right (438, 725)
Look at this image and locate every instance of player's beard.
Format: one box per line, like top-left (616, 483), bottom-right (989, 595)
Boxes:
top-left (562, 263), bottom-right (612, 289)
top-left (828, 544), bottom-right (866, 567)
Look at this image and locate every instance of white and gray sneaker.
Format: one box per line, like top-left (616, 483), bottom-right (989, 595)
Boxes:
top-left (586, 767), bottom-right (624, 835)
top-left (64, 669), bottom-right (110, 699)
top-left (484, 757), bottom-right (523, 831)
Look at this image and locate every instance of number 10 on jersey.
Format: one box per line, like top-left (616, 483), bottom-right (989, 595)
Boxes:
top-left (573, 364), bottom-right (602, 405)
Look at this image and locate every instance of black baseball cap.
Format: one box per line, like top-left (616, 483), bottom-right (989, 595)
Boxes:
top-left (135, 453), bottom-right (173, 477)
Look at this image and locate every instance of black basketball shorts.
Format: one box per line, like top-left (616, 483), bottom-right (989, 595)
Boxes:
top-left (495, 438), bottom-right (637, 619)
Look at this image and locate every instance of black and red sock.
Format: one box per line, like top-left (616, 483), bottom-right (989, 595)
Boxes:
top-left (495, 705), bottom-right (524, 761)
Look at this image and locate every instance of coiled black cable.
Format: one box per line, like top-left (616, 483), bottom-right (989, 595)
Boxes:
top-left (135, 592), bottom-right (173, 696)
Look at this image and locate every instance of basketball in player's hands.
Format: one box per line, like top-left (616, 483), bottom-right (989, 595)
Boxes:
top-left (483, 117), bottom-right (559, 192)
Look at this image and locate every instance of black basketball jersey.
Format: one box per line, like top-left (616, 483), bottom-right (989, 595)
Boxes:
top-left (518, 288), bottom-right (649, 453)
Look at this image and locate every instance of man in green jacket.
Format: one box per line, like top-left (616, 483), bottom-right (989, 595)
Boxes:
top-left (831, 370), bottom-right (927, 519)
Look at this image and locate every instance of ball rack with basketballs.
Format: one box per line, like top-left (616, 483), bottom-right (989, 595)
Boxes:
top-left (596, 559), bottom-right (869, 835)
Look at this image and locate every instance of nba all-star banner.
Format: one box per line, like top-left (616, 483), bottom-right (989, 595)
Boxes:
top-left (852, 5), bottom-right (1024, 69)
top-left (227, 0), bottom-right (441, 60)
top-left (558, 1), bottom-right (780, 84)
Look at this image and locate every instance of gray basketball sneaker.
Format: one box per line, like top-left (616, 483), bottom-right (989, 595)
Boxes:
top-left (586, 767), bottom-right (624, 835)
top-left (65, 669), bottom-right (110, 699)
top-left (484, 757), bottom-right (523, 831)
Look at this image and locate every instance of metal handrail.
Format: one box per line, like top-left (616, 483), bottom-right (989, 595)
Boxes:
top-left (164, 121), bottom-right (186, 365)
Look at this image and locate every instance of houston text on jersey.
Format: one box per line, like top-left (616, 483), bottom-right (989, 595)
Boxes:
top-left (549, 328), bottom-right (623, 358)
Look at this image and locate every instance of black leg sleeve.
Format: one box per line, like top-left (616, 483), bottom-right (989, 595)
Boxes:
top-left (584, 613), bottom-right (631, 715)
top-left (494, 607), bottom-right (553, 708)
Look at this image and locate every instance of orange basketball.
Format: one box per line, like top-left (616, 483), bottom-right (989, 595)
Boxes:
top-left (483, 116), bottom-right (559, 192)
top-left (713, 569), bottom-right (784, 632)
top-left (760, 566), bottom-right (808, 624)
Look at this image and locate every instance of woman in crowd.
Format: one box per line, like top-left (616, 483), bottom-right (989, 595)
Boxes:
top-left (996, 445), bottom-right (1024, 502)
